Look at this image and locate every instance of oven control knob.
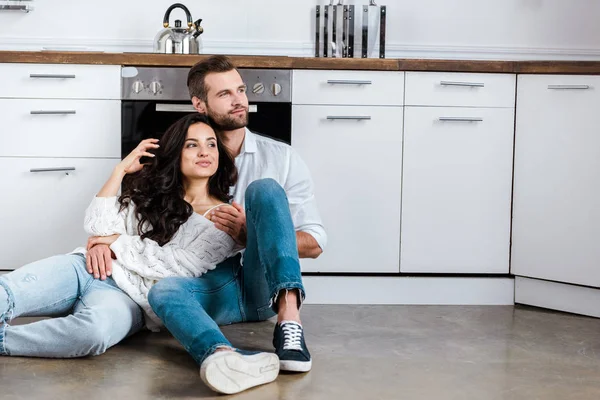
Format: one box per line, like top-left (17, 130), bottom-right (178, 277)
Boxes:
top-left (271, 83), bottom-right (282, 96)
top-left (150, 81), bottom-right (162, 95)
top-left (132, 80), bottom-right (144, 94)
top-left (252, 83), bottom-right (265, 95)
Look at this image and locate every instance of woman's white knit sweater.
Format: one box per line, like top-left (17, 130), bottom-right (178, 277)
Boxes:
top-left (71, 196), bottom-right (238, 331)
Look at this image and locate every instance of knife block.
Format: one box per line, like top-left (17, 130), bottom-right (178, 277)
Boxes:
top-left (314, 1), bottom-right (386, 59)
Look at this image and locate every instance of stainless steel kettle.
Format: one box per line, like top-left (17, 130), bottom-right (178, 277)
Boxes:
top-left (153, 3), bottom-right (204, 54)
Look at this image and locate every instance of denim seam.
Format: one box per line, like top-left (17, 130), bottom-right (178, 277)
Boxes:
top-left (199, 342), bottom-right (234, 365)
top-left (0, 278), bottom-right (15, 323)
top-left (244, 207), bottom-right (269, 316)
top-left (0, 322), bottom-right (6, 356)
top-left (0, 279), bottom-right (14, 356)
top-left (236, 270), bottom-right (247, 322)
top-left (270, 282), bottom-right (306, 312)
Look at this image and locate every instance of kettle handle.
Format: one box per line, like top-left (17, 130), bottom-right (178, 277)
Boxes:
top-left (163, 3), bottom-right (193, 28)
top-left (193, 19), bottom-right (204, 37)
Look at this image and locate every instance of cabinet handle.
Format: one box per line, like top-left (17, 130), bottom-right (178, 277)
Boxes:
top-left (30, 167), bottom-right (76, 174)
top-left (440, 81), bottom-right (485, 87)
top-left (326, 80), bottom-right (372, 85)
top-left (547, 85), bottom-right (590, 90)
top-left (438, 117), bottom-right (483, 122)
top-left (0, 4), bottom-right (34, 12)
top-left (30, 110), bottom-right (76, 115)
top-left (29, 74), bottom-right (76, 79)
top-left (327, 116), bottom-right (372, 120)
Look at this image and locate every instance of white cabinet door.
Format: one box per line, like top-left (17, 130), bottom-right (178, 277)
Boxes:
top-left (292, 105), bottom-right (403, 273)
top-left (0, 158), bottom-right (120, 270)
top-left (512, 75), bottom-right (600, 287)
top-left (401, 107), bottom-right (514, 274)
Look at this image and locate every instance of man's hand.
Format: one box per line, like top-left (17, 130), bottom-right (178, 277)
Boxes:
top-left (210, 202), bottom-right (247, 246)
top-left (86, 244), bottom-right (114, 280)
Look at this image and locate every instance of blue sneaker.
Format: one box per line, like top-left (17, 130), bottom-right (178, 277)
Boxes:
top-left (200, 349), bottom-right (279, 394)
top-left (273, 321), bottom-right (312, 372)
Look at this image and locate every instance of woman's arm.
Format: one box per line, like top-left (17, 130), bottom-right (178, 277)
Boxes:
top-left (84, 139), bottom-right (159, 237)
top-left (96, 166), bottom-right (127, 198)
top-left (89, 218), bottom-right (236, 280)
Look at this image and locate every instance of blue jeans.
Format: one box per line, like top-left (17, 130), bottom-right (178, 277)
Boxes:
top-left (0, 253), bottom-right (144, 357)
top-left (148, 179), bottom-right (305, 365)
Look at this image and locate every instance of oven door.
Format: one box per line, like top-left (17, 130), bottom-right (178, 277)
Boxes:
top-left (121, 101), bottom-right (291, 158)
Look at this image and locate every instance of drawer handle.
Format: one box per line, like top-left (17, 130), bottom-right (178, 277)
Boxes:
top-left (547, 85), bottom-right (590, 90)
top-left (327, 116), bottom-right (372, 121)
top-left (30, 110), bottom-right (76, 115)
top-left (30, 167), bottom-right (76, 175)
top-left (440, 81), bottom-right (485, 88)
top-left (438, 117), bottom-right (483, 122)
top-left (326, 80), bottom-right (373, 85)
top-left (29, 74), bottom-right (76, 79)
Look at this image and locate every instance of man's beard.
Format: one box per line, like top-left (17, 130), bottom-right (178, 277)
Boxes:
top-left (206, 103), bottom-right (249, 131)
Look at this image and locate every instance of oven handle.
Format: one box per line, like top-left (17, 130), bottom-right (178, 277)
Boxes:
top-left (156, 104), bottom-right (197, 112)
top-left (155, 104), bottom-right (259, 113)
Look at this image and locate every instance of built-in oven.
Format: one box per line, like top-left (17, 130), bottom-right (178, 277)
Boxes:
top-left (121, 67), bottom-right (292, 158)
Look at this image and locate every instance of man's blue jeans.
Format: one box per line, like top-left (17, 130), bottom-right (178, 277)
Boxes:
top-left (148, 179), bottom-right (306, 365)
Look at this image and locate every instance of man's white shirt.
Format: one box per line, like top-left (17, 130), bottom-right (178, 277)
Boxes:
top-left (230, 128), bottom-right (327, 251)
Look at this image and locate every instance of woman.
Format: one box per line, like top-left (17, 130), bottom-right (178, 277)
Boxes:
top-left (0, 113), bottom-right (240, 358)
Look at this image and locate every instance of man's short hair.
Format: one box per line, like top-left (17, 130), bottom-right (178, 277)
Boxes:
top-left (187, 55), bottom-right (237, 101)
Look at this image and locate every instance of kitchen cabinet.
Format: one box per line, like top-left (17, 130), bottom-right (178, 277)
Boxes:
top-left (0, 63), bottom-right (121, 269)
top-left (292, 105), bottom-right (403, 273)
top-left (512, 75), bottom-right (600, 287)
top-left (0, 158), bottom-right (120, 269)
top-left (400, 107), bottom-right (514, 273)
top-left (400, 72), bottom-right (516, 274)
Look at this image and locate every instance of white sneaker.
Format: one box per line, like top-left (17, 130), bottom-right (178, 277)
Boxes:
top-left (200, 350), bottom-right (280, 394)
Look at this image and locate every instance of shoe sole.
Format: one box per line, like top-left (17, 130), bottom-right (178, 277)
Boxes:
top-left (200, 352), bottom-right (280, 395)
top-left (280, 359), bottom-right (312, 372)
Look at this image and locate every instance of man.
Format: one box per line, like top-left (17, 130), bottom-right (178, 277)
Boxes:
top-left (146, 55), bottom-right (327, 395)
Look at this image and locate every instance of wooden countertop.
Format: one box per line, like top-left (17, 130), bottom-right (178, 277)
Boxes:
top-left (1, 51), bottom-right (600, 74)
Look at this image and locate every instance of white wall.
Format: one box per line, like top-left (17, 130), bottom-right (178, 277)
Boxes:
top-left (1, 0), bottom-right (600, 59)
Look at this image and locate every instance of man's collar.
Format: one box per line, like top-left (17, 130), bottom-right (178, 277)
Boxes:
top-left (241, 127), bottom-right (257, 154)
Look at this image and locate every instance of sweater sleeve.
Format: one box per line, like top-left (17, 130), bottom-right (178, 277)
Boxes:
top-left (83, 196), bottom-right (129, 236)
top-left (109, 217), bottom-right (236, 280)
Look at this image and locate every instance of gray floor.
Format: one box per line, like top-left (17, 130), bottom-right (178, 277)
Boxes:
top-left (1, 305), bottom-right (600, 399)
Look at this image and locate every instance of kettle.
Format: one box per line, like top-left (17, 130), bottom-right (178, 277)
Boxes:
top-left (153, 3), bottom-right (204, 54)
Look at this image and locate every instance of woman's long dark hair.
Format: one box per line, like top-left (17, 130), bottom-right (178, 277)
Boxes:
top-left (119, 113), bottom-right (238, 246)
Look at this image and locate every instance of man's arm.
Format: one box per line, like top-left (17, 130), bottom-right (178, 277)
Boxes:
top-left (285, 148), bottom-right (328, 258)
top-left (297, 231), bottom-right (322, 259)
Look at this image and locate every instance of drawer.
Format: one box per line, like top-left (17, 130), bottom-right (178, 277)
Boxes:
top-left (517, 74), bottom-right (600, 105)
top-left (0, 99), bottom-right (121, 158)
top-left (405, 72), bottom-right (516, 107)
top-left (0, 157), bottom-right (121, 269)
top-left (292, 70), bottom-right (404, 106)
top-left (0, 64), bottom-right (120, 99)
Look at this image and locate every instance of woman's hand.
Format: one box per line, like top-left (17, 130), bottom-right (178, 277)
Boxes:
top-left (87, 234), bottom-right (121, 250)
top-left (117, 139), bottom-right (159, 174)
